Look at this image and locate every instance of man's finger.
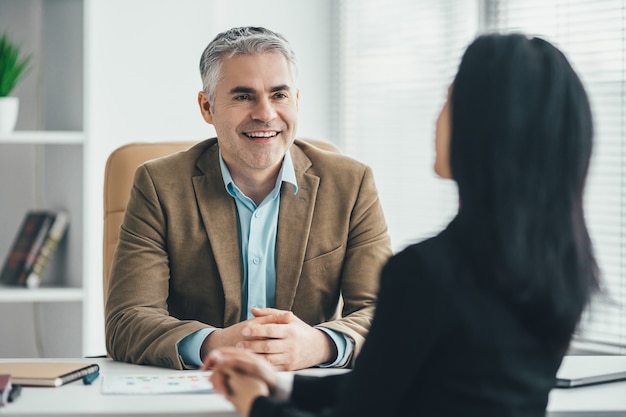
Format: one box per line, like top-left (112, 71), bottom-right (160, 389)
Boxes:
top-left (261, 352), bottom-right (290, 370)
top-left (243, 322), bottom-right (290, 340)
top-left (250, 308), bottom-right (293, 324)
top-left (238, 337), bottom-right (286, 355)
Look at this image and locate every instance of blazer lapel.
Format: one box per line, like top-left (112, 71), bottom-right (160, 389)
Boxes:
top-left (275, 146), bottom-right (319, 310)
top-left (193, 144), bottom-right (242, 326)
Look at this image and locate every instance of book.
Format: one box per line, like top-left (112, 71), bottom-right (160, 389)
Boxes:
top-left (25, 211), bottom-right (70, 288)
top-left (0, 362), bottom-right (99, 387)
top-left (0, 211), bottom-right (55, 286)
top-left (0, 374), bottom-right (11, 406)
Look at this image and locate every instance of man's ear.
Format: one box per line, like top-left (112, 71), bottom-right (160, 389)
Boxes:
top-left (296, 89), bottom-right (300, 111)
top-left (198, 91), bottom-right (214, 124)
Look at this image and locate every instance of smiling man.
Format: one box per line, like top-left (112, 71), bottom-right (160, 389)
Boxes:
top-left (105, 26), bottom-right (392, 371)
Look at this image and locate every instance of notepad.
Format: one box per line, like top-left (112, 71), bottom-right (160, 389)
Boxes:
top-left (556, 356), bottom-right (626, 388)
top-left (0, 362), bottom-right (100, 387)
top-left (102, 372), bottom-right (214, 394)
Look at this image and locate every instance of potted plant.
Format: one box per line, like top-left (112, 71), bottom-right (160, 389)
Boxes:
top-left (0, 32), bottom-right (32, 134)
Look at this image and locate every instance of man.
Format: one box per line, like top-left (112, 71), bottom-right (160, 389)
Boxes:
top-left (105, 26), bottom-right (392, 371)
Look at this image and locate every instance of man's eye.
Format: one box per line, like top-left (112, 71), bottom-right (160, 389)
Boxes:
top-left (234, 94), bottom-right (250, 101)
top-left (273, 93), bottom-right (287, 99)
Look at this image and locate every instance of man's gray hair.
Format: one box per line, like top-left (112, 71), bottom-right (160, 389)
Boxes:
top-left (199, 26), bottom-right (298, 104)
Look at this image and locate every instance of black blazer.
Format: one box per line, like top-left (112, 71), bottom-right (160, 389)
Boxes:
top-left (251, 216), bottom-right (570, 417)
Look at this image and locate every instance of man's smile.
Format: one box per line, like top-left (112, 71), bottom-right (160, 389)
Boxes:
top-left (243, 131), bottom-right (279, 139)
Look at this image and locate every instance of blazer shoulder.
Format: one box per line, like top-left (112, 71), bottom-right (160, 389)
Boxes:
top-left (141, 138), bottom-right (218, 178)
top-left (292, 139), bottom-right (371, 175)
top-left (386, 231), bottom-right (459, 289)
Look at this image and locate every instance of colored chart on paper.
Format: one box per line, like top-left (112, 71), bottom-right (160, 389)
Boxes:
top-left (102, 372), bottom-right (214, 394)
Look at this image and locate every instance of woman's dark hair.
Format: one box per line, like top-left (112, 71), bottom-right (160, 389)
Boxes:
top-left (450, 33), bottom-right (599, 338)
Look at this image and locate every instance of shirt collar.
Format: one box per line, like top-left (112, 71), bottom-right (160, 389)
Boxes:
top-left (219, 148), bottom-right (298, 196)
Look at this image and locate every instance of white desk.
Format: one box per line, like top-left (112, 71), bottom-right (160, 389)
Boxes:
top-left (0, 356), bottom-right (624, 416)
top-left (0, 358), bottom-right (237, 417)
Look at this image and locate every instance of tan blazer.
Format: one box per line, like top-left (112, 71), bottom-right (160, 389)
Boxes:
top-left (105, 138), bottom-right (392, 369)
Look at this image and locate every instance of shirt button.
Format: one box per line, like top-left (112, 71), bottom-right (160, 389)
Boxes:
top-left (254, 211), bottom-right (261, 218)
top-left (252, 257), bottom-right (260, 265)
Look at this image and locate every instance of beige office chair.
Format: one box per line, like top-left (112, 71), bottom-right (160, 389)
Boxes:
top-left (103, 142), bottom-right (196, 306)
top-left (102, 139), bottom-right (340, 307)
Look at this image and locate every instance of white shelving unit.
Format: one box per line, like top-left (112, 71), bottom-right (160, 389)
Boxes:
top-left (0, 287), bottom-right (83, 303)
top-left (0, 0), bottom-right (85, 358)
top-left (0, 131), bottom-right (85, 145)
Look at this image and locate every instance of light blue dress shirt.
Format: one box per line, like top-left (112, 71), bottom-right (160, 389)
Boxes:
top-left (177, 150), bottom-right (351, 367)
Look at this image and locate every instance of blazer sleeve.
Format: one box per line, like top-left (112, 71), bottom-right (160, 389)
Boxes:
top-left (251, 374), bottom-right (348, 417)
top-left (105, 163), bottom-right (209, 370)
top-left (255, 248), bottom-right (456, 417)
top-left (313, 165), bottom-right (393, 367)
top-left (329, 249), bottom-right (456, 417)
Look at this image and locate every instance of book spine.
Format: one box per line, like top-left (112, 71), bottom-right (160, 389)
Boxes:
top-left (0, 374), bottom-right (11, 406)
top-left (0, 212), bottom-right (55, 286)
top-left (25, 211), bottom-right (70, 289)
top-left (16, 214), bottom-right (55, 286)
top-left (58, 364), bottom-right (100, 386)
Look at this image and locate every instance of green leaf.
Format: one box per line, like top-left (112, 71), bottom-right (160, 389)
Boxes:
top-left (0, 32), bottom-right (33, 97)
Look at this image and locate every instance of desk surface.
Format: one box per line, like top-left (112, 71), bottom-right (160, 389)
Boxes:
top-left (0, 357), bottom-right (237, 417)
top-left (547, 355), bottom-right (626, 417)
top-left (0, 356), bottom-right (624, 416)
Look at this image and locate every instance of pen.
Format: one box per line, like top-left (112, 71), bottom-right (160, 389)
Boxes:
top-left (83, 371), bottom-right (100, 385)
top-left (8, 385), bottom-right (21, 403)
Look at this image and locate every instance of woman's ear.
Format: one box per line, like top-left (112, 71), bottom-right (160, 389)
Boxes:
top-left (434, 94), bottom-right (453, 180)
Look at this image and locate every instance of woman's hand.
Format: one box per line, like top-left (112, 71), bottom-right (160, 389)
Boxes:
top-left (207, 347), bottom-right (280, 416)
top-left (216, 366), bottom-right (270, 417)
top-left (205, 347), bottom-right (280, 393)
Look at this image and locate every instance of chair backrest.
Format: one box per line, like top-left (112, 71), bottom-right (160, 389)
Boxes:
top-left (103, 142), bottom-right (196, 305)
top-left (102, 139), bottom-right (340, 306)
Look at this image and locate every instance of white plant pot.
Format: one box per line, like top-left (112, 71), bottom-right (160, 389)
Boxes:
top-left (0, 96), bottom-right (19, 134)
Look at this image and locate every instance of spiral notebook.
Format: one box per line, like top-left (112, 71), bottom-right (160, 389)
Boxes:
top-left (0, 362), bottom-right (99, 387)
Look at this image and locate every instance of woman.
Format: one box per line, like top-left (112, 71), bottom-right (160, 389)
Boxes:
top-left (205, 33), bottom-right (600, 417)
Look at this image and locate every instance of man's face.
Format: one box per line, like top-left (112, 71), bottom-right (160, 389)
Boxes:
top-left (198, 52), bottom-right (299, 177)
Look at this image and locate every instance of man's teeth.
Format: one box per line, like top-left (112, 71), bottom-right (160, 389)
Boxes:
top-left (245, 131), bottom-right (278, 138)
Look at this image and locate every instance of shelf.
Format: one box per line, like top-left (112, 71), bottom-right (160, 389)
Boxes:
top-left (0, 131), bottom-right (85, 145)
top-left (0, 286), bottom-right (83, 303)
top-left (0, 0), bottom-right (86, 358)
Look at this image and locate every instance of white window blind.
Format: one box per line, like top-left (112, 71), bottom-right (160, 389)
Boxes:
top-left (332, 0), bottom-right (476, 252)
top-left (333, 0), bottom-right (625, 352)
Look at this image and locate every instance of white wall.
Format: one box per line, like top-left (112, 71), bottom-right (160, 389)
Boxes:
top-left (83, 0), bottom-right (334, 355)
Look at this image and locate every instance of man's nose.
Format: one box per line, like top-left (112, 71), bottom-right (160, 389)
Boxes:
top-left (250, 96), bottom-right (277, 122)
